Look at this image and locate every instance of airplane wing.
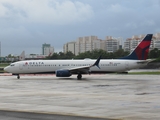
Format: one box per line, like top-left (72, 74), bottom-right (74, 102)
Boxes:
top-left (68, 55), bottom-right (101, 74)
top-left (55, 56), bottom-right (101, 79)
top-left (69, 66), bottom-right (92, 74)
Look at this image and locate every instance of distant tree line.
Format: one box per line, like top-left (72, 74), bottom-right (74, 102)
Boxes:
top-left (46, 49), bottom-right (129, 59)
top-left (46, 48), bottom-right (160, 62)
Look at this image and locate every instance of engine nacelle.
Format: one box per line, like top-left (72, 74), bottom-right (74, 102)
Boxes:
top-left (56, 70), bottom-right (72, 77)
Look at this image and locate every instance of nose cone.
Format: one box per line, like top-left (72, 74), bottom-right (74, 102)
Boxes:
top-left (4, 66), bottom-right (10, 73)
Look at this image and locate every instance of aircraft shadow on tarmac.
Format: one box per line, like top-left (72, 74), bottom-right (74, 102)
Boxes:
top-left (10, 74), bottom-right (152, 82)
top-left (10, 77), bottom-right (145, 82)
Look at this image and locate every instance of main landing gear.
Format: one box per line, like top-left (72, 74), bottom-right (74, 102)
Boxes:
top-left (17, 74), bottom-right (20, 79)
top-left (77, 73), bottom-right (82, 80)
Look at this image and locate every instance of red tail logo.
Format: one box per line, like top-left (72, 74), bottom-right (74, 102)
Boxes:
top-left (121, 34), bottom-right (153, 60)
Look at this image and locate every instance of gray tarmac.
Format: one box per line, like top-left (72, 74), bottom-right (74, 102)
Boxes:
top-left (0, 73), bottom-right (160, 120)
top-left (0, 110), bottom-right (110, 120)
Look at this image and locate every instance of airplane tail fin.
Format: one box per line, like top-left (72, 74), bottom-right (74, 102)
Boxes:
top-left (121, 34), bottom-right (153, 60)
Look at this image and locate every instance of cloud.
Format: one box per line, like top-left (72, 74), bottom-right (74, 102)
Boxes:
top-left (108, 3), bottom-right (125, 13)
top-left (0, 0), bottom-right (160, 56)
top-left (141, 20), bottom-right (155, 26)
top-left (0, 0), bottom-right (94, 25)
top-left (1, 26), bottom-right (33, 46)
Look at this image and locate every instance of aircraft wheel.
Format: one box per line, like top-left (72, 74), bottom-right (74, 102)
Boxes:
top-left (17, 75), bottom-right (20, 79)
top-left (77, 74), bottom-right (82, 80)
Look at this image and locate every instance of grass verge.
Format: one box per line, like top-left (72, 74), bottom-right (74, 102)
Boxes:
top-left (0, 63), bottom-right (9, 67)
top-left (129, 71), bottom-right (160, 75)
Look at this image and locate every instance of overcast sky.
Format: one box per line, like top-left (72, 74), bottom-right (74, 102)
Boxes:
top-left (0, 0), bottom-right (160, 56)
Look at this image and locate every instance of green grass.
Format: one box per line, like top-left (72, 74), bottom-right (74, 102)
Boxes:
top-left (0, 63), bottom-right (9, 73)
top-left (129, 71), bottom-right (160, 75)
top-left (0, 63), bottom-right (9, 67)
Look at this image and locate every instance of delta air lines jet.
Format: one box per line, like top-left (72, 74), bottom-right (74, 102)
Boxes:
top-left (4, 34), bottom-right (153, 80)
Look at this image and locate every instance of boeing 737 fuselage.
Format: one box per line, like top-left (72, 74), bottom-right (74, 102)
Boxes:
top-left (4, 34), bottom-right (153, 80)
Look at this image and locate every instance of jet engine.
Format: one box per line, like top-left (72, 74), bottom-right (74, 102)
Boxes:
top-left (56, 70), bottom-right (72, 77)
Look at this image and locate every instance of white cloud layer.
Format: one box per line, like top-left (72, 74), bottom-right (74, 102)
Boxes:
top-left (0, 0), bottom-right (94, 25)
top-left (0, 0), bottom-right (160, 56)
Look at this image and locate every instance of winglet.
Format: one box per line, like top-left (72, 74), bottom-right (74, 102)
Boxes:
top-left (92, 55), bottom-right (101, 69)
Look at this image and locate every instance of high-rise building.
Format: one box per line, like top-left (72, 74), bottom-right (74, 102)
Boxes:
top-left (124, 37), bottom-right (142, 53)
top-left (63, 35), bottom-right (122, 55)
top-left (152, 33), bottom-right (160, 50)
top-left (104, 36), bottom-right (121, 52)
top-left (63, 42), bottom-right (76, 54)
top-left (42, 43), bottom-right (54, 56)
top-left (63, 36), bottom-right (101, 55)
top-left (75, 36), bottom-right (101, 55)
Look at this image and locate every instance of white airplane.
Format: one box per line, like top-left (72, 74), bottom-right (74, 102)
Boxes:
top-left (4, 34), bottom-right (153, 80)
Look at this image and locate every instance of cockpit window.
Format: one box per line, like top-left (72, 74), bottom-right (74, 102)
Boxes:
top-left (10, 64), bottom-right (15, 66)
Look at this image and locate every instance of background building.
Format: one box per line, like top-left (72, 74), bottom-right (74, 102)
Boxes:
top-left (124, 35), bottom-right (143, 52)
top-left (75, 36), bottom-right (101, 55)
top-left (63, 42), bottom-right (76, 54)
top-left (42, 43), bottom-right (54, 56)
top-left (63, 35), bottom-right (122, 55)
top-left (63, 36), bottom-right (102, 55)
top-left (104, 36), bottom-right (121, 52)
top-left (153, 33), bottom-right (160, 50)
